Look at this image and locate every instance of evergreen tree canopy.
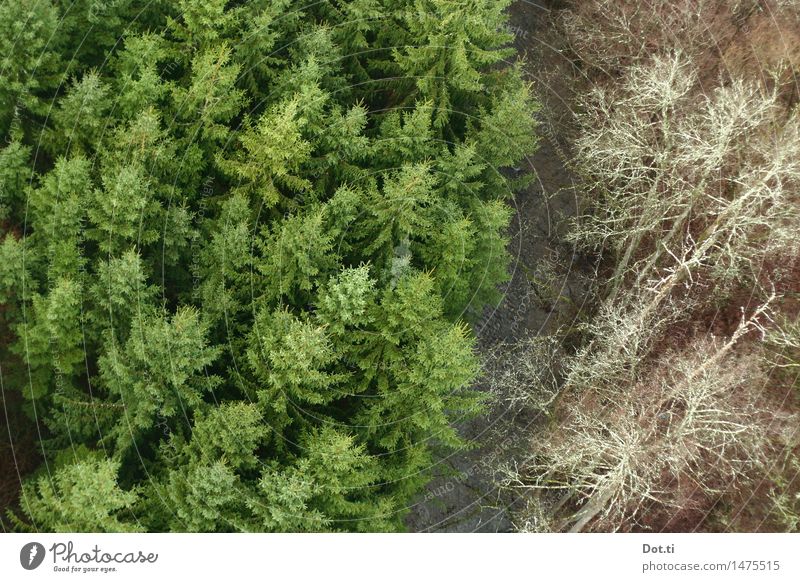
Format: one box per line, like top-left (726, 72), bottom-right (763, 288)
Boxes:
top-left (0, 0), bottom-right (537, 532)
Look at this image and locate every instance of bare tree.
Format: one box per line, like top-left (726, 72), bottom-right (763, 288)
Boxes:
top-left (493, 0), bottom-right (800, 532)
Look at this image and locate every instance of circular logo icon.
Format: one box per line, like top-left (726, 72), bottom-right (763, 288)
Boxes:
top-left (20, 542), bottom-right (46, 570)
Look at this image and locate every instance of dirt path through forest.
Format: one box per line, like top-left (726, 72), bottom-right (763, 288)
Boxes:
top-left (405, 0), bottom-right (590, 532)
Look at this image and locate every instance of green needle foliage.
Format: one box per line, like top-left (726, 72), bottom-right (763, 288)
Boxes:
top-left (0, 0), bottom-right (537, 531)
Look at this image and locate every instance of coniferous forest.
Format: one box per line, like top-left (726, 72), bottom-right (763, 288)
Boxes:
top-left (2, 0), bottom-right (799, 535)
top-left (0, 0), bottom-right (536, 532)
